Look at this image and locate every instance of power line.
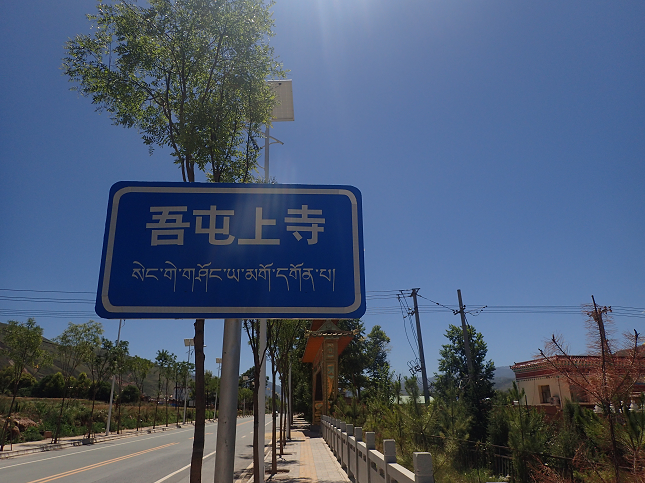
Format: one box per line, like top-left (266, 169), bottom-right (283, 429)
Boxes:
top-left (0, 288), bottom-right (95, 295)
top-left (1, 287), bottom-right (643, 319)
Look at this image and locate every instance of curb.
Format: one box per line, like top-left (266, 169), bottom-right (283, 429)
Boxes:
top-left (0, 420), bottom-right (216, 460)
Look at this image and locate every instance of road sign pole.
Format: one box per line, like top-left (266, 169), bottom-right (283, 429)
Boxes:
top-left (214, 318), bottom-right (242, 483)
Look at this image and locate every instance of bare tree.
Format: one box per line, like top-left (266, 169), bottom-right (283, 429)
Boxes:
top-left (539, 296), bottom-right (645, 482)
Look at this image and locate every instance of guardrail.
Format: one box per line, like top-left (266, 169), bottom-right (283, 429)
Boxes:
top-left (321, 415), bottom-right (434, 483)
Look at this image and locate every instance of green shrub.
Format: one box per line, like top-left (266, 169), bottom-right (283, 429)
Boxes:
top-left (22, 426), bottom-right (43, 442)
top-left (120, 385), bottom-right (140, 404)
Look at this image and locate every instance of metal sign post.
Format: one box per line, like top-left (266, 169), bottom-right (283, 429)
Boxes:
top-left (95, 180), bottom-right (365, 483)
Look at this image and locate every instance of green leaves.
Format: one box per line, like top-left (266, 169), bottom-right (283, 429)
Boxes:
top-left (0, 319), bottom-right (50, 389)
top-left (63, 0), bottom-right (286, 182)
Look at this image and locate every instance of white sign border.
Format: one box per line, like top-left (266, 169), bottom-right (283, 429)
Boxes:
top-left (99, 185), bottom-right (363, 316)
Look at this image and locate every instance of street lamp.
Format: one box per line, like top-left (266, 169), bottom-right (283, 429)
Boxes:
top-left (263, 80), bottom-right (294, 183)
top-left (182, 339), bottom-right (194, 424)
top-left (214, 357), bottom-right (222, 419)
top-left (182, 338), bottom-right (205, 424)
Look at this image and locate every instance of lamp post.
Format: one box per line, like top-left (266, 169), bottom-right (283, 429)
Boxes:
top-left (183, 338), bottom-right (194, 425)
top-left (256, 79), bottom-right (294, 483)
top-left (214, 357), bottom-right (222, 418)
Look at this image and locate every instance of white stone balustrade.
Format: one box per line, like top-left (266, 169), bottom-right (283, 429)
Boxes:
top-left (321, 415), bottom-right (434, 483)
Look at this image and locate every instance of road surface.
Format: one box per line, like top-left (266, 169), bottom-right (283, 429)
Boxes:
top-left (0, 416), bottom-right (266, 483)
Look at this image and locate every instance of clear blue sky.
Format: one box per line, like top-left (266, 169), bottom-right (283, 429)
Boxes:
top-left (1, 1), bottom-right (644, 379)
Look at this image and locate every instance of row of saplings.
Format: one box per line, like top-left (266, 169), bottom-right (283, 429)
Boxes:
top-left (0, 371), bottom-right (201, 445)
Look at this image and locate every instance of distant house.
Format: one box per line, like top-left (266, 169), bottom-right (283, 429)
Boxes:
top-left (397, 394), bottom-right (430, 405)
top-left (511, 352), bottom-right (645, 416)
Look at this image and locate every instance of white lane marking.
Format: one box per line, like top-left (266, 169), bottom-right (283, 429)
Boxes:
top-left (152, 450), bottom-right (217, 483)
top-left (0, 427), bottom-right (199, 470)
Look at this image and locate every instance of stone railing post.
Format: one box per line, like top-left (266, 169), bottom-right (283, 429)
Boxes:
top-left (340, 421), bottom-right (347, 466)
top-left (365, 432), bottom-right (375, 483)
top-left (413, 452), bottom-right (434, 483)
top-left (346, 424), bottom-right (354, 478)
top-left (355, 427), bottom-right (363, 483)
top-left (383, 439), bottom-right (396, 483)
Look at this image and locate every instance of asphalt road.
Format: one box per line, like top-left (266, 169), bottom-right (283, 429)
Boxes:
top-left (0, 416), bottom-right (267, 483)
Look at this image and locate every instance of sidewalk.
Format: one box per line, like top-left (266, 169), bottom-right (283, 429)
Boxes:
top-left (239, 417), bottom-right (349, 483)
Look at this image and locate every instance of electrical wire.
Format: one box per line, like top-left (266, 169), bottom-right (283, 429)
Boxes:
top-left (1, 287), bottom-right (643, 319)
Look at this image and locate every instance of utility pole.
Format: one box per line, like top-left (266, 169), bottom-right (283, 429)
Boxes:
top-left (456, 289), bottom-right (474, 380)
top-left (410, 289), bottom-right (430, 404)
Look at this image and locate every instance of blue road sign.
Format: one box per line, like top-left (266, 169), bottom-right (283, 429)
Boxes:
top-left (96, 182), bottom-right (365, 319)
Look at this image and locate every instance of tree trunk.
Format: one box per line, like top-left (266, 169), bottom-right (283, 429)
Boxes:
top-left (190, 319), bottom-right (205, 483)
top-left (87, 388), bottom-right (98, 438)
top-left (176, 379), bottom-right (181, 426)
top-left (53, 382), bottom-right (70, 444)
top-left (252, 376), bottom-right (261, 483)
top-left (137, 393), bottom-right (143, 431)
top-left (271, 359), bottom-right (277, 474)
top-left (165, 379), bottom-right (169, 427)
top-left (279, 377), bottom-right (284, 456)
top-left (153, 373), bottom-right (161, 429)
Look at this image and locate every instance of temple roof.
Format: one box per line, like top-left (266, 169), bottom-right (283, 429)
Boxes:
top-left (301, 320), bottom-right (356, 363)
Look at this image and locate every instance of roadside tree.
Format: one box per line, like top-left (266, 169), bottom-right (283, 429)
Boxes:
top-left (130, 355), bottom-right (154, 431)
top-left (539, 298), bottom-right (645, 481)
top-left (86, 336), bottom-right (115, 437)
top-left (63, 1), bottom-right (286, 479)
top-left (52, 321), bottom-right (103, 443)
top-left (433, 323), bottom-right (495, 442)
top-left (0, 318), bottom-right (50, 450)
top-left (243, 319), bottom-right (271, 483)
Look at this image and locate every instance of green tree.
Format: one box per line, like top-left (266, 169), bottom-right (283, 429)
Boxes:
top-left (337, 319), bottom-right (368, 400)
top-left (363, 325), bottom-right (393, 400)
top-left (433, 323), bottom-right (495, 442)
top-left (113, 340), bottom-right (130, 434)
top-left (153, 350), bottom-right (172, 429)
top-left (33, 372), bottom-right (66, 398)
top-left (52, 321), bottom-right (104, 443)
top-left (238, 387), bottom-right (253, 416)
top-left (120, 384), bottom-right (140, 403)
top-left (163, 353), bottom-right (177, 427)
top-left (204, 370), bottom-right (219, 409)
top-left (130, 355), bottom-right (154, 431)
top-left (176, 360), bottom-right (194, 424)
top-left (86, 337), bottom-right (117, 437)
top-left (507, 382), bottom-right (549, 483)
top-left (273, 320), bottom-right (305, 456)
top-left (337, 321), bottom-right (392, 403)
top-left (62, 0), bottom-right (284, 184)
top-left (64, 2), bottom-right (286, 478)
top-left (0, 318), bottom-right (50, 450)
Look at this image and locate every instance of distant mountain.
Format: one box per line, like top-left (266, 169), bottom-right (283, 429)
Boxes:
top-left (493, 366), bottom-right (516, 391)
top-left (401, 365), bottom-right (517, 395)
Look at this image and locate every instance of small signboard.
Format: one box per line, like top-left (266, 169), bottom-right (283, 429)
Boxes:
top-left (96, 182), bottom-right (365, 319)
